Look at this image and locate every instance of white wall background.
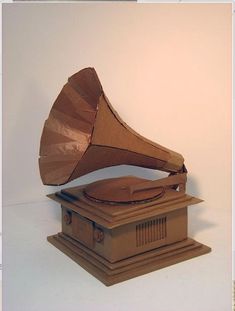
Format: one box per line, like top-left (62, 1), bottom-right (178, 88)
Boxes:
top-left (3, 3), bottom-right (232, 311)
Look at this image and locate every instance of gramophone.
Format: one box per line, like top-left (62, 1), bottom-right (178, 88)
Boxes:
top-left (39, 67), bottom-right (211, 286)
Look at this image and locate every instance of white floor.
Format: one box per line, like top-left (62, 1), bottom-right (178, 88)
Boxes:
top-left (3, 199), bottom-right (232, 311)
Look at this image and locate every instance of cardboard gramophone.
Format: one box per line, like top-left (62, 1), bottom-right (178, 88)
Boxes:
top-left (39, 67), bottom-right (211, 286)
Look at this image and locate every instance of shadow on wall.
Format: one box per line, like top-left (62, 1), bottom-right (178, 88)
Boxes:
top-left (188, 205), bottom-right (215, 237)
top-left (187, 175), bottom-right (216, 236)
top-left (48, 164), bottom-right (169, 194)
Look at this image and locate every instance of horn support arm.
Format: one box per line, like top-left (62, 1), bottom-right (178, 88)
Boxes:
top-left (129, 172), bottom-right (187, 195)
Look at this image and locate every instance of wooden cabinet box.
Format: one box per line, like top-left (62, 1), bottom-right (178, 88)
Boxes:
top-left (62, 206), bottom-right (187, 263)
top-left (47, 186), bottom-right (210, 286)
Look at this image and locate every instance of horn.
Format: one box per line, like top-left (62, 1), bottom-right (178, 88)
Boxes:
top-left (39, 68), bottom-right (184, 186)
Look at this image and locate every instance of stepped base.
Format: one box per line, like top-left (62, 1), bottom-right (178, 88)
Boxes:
top-left (48, 233), bottom-right (211, 286)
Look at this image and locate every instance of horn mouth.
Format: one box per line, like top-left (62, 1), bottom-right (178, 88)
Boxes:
top-left (39, 68), bottom-right (103, 185)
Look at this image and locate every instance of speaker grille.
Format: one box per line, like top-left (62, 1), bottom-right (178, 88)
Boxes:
top-left (136, 217), bottom-right (167, 247)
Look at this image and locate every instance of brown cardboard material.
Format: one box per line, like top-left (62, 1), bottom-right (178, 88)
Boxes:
top-left (39, 67), bottom-right (211, 286)
top-left (39, 67), bottom-right (184, 186)
top-left (47, 234), bottom-right (211, 286)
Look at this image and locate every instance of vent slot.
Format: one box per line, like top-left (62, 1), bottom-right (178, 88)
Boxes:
top-left (136, 216), bottom-right (167, 247)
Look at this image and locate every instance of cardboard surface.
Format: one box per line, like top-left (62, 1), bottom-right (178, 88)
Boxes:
top-left (39, 67), bottom-right (184, 186)
top-left (48, 233), bottom-right (211, 286)
top-left (48, 184), bottom-right (202, 228)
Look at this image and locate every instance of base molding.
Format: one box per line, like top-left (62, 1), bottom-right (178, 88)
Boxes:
top-left (48, 233), bottom-right (211, 286)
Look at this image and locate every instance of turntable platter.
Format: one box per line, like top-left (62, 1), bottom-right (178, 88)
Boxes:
top-left (84, 176), bottom-right (165, 204)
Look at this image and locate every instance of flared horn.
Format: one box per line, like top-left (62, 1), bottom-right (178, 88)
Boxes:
top-left (39, 67), bottom-right (184, 186)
